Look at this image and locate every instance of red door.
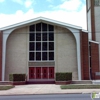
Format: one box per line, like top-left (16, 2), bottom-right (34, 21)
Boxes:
top-left (36, 67), bottom-right (41, 79)
top-left (29, 67), bottom-right (54, 80)
top-left (42, 67), bottom-right (48, 79)
top-left (29, 67), bottom-right (35, 79)
top-left (49, 67), bottom-right (54, 79)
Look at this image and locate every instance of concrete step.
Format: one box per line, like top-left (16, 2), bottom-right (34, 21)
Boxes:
top-left (26, 81), bottom-right (55, 84)
top-left (72, 80), bottom-right (92, 84)
top-left (0, 81), bottom-right (12, 85)
top-left (92, 80), bottom-right (100, 84)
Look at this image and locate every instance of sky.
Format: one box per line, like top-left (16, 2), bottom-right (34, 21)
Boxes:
top-left (0, 0), bottom-right (87, 29)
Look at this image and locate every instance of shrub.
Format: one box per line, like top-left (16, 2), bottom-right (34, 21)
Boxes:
top-left (9, 74), bottom-right (26, 81)
top-left (0, 85), bottom-right (15, 90)
top-left (56, 72), bottom-right (72, 81)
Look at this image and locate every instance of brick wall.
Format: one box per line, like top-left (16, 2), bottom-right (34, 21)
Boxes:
top-left (80, 31), bottom-right (90, 80)
top-left (0, 31), bottom-right (3, 81)
top-left (91, 0), bottom-right (95, 41)
top-left (90, 42), bottom-right (99, 80)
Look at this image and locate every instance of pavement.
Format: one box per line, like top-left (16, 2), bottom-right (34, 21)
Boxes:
top-left (0, 84), bottom-right (100, 95)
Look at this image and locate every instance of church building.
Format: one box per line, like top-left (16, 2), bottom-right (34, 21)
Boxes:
top-left (0, 0), bottom-right (100, 83)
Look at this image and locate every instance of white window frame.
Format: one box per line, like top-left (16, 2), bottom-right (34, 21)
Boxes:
top-left (29, 23), bottom-right (54, 61)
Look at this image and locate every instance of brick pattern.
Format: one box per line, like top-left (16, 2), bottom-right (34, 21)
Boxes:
top-left (0, 31), bottom-right (3, 81)
top-left (90, 42), bottom-right (99, 80)
top-left (91, 0), bottom-right (96, 41)
top-left (80, 31), bottom-right (90, 80)
top-left (94, 76), bottom-right (100, 80)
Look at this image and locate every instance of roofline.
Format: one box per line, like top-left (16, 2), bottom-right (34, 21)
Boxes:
top-left (89, 40), bottom-right (99, 44)
top-left (82, 29), bottom-right (88, 33)
top-left (0, 17), bottom-right (82, 31)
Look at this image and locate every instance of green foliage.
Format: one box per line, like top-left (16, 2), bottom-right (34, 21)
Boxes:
top-left (0, 85), bottom-right (14, 90)
top-left (61, 85), bottom-right (100, 89)
top-left (9, 74), bottom-right (26, 81)
top-left (56, 72), bottom-right (72, 81)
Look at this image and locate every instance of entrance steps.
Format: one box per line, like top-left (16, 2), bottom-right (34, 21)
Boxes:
top-left (0, 81), bottom-right (55, 85)
top-left (0, 81), bottom-right (26, 85)
top-left (72, 80), bottom-right (92, 84)
top-left (1, 80), bottom-right (99, 85)
top-left (26, 81), bottom-right (55, 84)
top-left (92, 80), bottom-right (100, 84)
top-left (0, 81), bottom-right (11, 85)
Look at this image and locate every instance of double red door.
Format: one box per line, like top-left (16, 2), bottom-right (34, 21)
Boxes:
top-left (29, 67), bottom-right (54, 79)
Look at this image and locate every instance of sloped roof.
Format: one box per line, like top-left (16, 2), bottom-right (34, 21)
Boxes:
top-left (0, 17), bottom-right (82, 31)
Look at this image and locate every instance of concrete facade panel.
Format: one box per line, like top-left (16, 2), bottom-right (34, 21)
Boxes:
top-left (95, 7), bottom-right (100, 41)
top-left (55, 26), bottom-right (78, 80)
top-left (87, 10), bottom-right (92, 39)
top-left (0, 31), bottom-right (2, 81)
top-left (5, 27), bottom-right (28, 80)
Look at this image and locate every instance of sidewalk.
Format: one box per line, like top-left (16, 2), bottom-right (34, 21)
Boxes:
top-left (0, 84), bottom-right (100, 95)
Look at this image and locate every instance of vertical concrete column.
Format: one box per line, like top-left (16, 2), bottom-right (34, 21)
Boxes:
top-left (2, 29), bottom-right (14, 81)
top-left (74, 31), bottom-right (81, 80)
top-left (0, 31), bottom-right (3, 81)
top-left (68, 28), bottom-right (81, 80)
top-left (2, 33), bottom-right (9, 81)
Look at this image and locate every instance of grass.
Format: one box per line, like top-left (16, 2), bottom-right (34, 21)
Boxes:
top-left (61, 84), bottom-right (100, 89)
top-left (0, 85), bottom-right (15, 90)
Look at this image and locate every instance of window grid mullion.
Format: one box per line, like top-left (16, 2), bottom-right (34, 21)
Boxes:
top-left (34, 25), bottom-right (36, 61)
top-left (47, 24), bottom-right (49, 60)
top-left (41, 23), bottom-right (42, 61)
top-left (29, 23), bottom-right (54, 61)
